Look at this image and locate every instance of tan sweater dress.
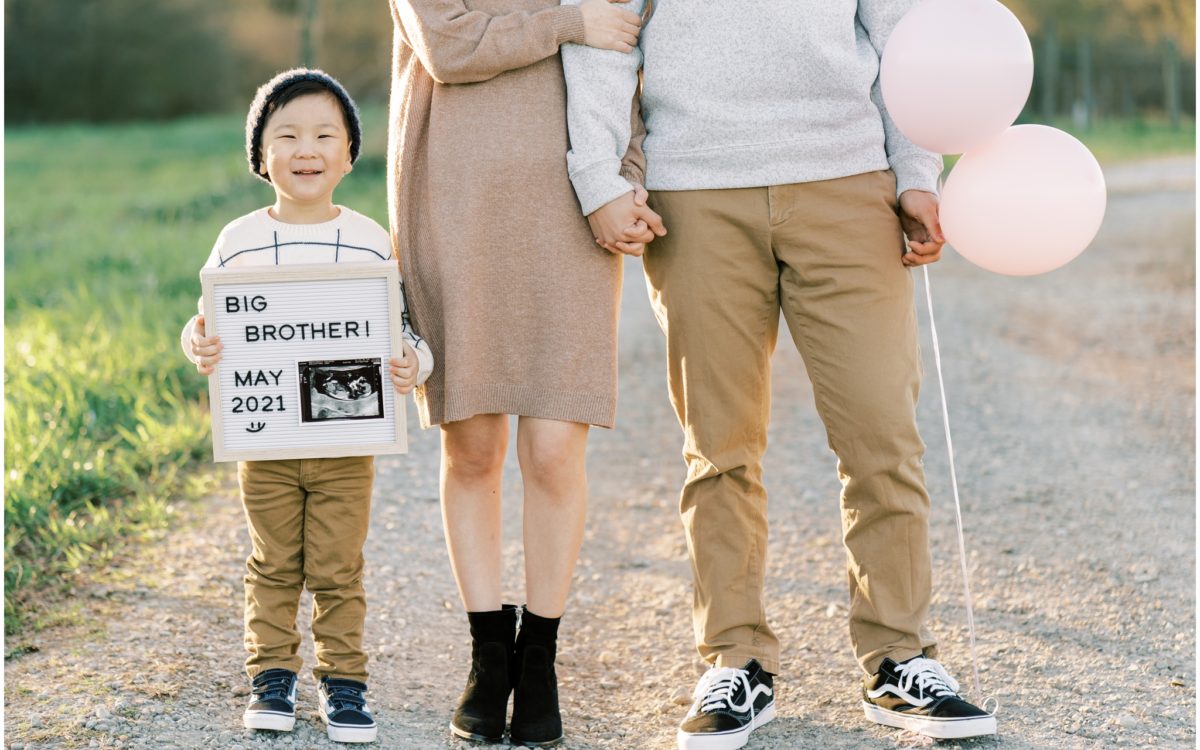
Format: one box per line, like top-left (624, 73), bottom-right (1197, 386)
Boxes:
top-left (387, 0), bottom-right (644, 429)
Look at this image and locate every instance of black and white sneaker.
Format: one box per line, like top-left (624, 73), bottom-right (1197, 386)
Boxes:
top-left (862, 656), bottom-right (996, 739)
top-left (243, 668), bottom-right (297, 732)
top-left (677, 659), bottom-right (775, 750)
top-left (319, 677), bottom-right (378, 743)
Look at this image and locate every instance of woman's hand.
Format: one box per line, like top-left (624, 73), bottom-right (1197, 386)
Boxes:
top-left (588, 185), bottom-right (666, 256)
top-left (580, 0), bottom-right (642, 53)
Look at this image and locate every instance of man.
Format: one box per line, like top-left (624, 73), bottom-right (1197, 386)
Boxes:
top-left (561, 1), bottom-right (996, 747)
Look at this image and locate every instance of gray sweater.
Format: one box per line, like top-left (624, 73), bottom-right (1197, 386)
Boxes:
top-left (561, 0), bottom-right (944, 215)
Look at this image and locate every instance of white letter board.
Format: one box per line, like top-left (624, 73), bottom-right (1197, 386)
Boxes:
top-left (201, 262), bottom-right (408, 462)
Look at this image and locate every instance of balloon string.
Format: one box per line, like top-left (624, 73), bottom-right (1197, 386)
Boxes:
top-left (920, 264), bottom-right (989, 710)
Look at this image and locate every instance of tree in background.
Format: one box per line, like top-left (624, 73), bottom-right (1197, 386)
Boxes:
top-left (4, 0), bottom-right (246, 123)
top-left (3, 0), bottom-right (1192, 125)
top-left (5, 0), bottom-right (392, 124)
top-left (270, 0), bottom-right (320, 68)
top-left (1118, 0), bottom-right (1196, 127)
top-left (309, 0), bottom-right (394, 105)
top-left (1006, 0), bottom-right (1195, 127)
top-left (243, 0), bottom-right (393, 104)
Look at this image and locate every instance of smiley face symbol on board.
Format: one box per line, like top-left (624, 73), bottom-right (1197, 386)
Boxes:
top-left (246, 421), bottom-right (266, 433)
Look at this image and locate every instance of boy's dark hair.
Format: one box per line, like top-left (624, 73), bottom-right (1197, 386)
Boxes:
top-left (245, 68), bottom-right (363, 184)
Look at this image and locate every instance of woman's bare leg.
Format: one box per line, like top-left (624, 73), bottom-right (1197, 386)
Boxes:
top-left (440, 413), bottom-right (509, 612)
top-left (516, 416), bottom-right (590, 618)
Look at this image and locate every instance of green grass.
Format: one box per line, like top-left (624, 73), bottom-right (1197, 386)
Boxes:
top-left (943, 115), bottom-right (1195, 171)
top-left (1055, 116), bottom-right (1196, 163)
top-left (3, 107), bottom-right (391, 633)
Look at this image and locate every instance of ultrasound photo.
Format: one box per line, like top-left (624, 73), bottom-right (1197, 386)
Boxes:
top-left (297, 358), bottom-right (385, 423)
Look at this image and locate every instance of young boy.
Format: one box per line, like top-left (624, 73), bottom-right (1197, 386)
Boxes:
top-left (181, 69), bottom-right (433, 744)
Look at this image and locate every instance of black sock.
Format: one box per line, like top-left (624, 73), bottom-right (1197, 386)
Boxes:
top-left (518, 608), bottom-right (560, 643)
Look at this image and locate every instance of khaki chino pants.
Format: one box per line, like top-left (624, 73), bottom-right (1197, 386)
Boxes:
top-left (644, 170), bottom-right (937, 676)
top-left (238, 456), bottom-right (374, 682)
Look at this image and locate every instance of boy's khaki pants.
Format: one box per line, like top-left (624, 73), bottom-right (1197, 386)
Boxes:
top-left (238, 456), bottom-right (374, 682)
top-left (644, 170), bottom-right (937, 676)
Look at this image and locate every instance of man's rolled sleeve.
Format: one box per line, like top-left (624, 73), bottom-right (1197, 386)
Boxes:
top-left (890, 152), bottom-right (944, 196)
top-left (568, 157), bottom-right (635, 216)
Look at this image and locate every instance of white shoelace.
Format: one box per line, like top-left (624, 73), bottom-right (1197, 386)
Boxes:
top-left (893, 657), bottom-right (960, 702)
top-left (691, 667), bottom-right (753, 715)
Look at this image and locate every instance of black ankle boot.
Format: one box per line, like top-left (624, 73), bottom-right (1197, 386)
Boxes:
top-left (509, 608), bottom-right (563, 747)
top-left (450, 605), bottom-right (517, 743)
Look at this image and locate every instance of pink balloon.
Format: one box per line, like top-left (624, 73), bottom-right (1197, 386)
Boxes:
top-left (882, 0), bottom-right (1033, 154)
top-left (940, 125), bottom-right (1107, 276)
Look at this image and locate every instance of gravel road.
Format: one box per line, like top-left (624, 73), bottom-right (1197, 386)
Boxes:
top-left (5, 156), bottom-right (1195, 750)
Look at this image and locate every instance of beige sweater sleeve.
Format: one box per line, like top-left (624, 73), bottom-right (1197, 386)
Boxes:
top-left (390, 0), bottom-right (586, 85)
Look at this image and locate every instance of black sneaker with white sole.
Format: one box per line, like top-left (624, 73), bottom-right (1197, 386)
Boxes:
top-left (862, 656), bottom-right (996, 739)
top-left (319, 677), bottom-right (378, 743)
top-left (677, 659), bottom-right (775, 750)
top-left (243, 668), bottom-right (297, 732)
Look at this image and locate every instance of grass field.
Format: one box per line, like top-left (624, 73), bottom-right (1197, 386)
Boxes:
top-left (942, 115), bottom-right (1196, 171)
top-left (3, 107), bottom-right (391, 632)
top-left (1055, 116), bottom-right (1197, 162)
top-left (2, 108), bottom-right (1193, 634)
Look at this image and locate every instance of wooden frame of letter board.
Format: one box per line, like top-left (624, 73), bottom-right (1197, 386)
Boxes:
top-left (201, 262), bottom-right (407, 462)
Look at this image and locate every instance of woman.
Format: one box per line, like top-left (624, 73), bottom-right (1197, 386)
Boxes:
top-left (387, 1), bottom-right (649, 745)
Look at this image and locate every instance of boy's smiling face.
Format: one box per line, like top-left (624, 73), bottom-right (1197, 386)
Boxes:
top-left (259, 92), bottom-right (353, 222)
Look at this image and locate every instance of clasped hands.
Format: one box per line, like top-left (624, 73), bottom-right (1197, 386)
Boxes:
top-left (590, 186), bottom-right (946, 266)
top-left (587, 185), bottom-right (666, 257)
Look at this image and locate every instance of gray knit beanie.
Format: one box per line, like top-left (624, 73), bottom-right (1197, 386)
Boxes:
top-left (246, 68), bottom-right (363, 183)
